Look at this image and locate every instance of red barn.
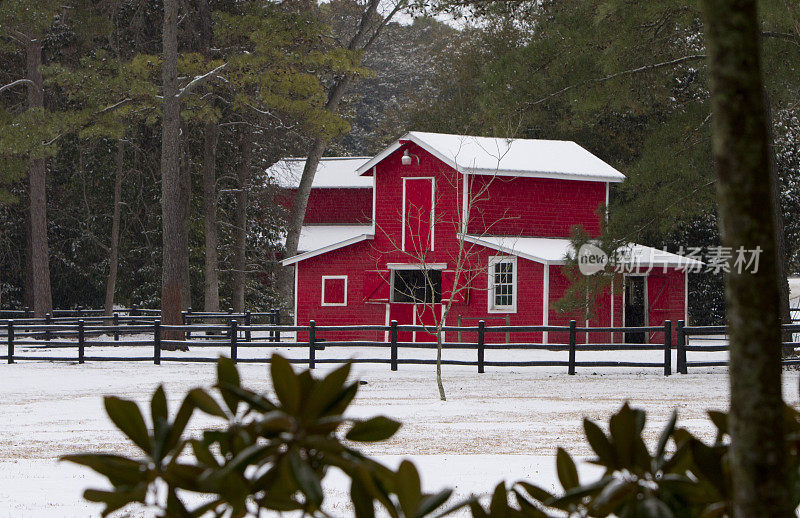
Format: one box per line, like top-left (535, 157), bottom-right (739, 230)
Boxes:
top-left (280, 132), bottom-right (698, 344)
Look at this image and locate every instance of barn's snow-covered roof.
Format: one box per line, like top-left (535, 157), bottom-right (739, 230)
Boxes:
top-left (356, 132), bottom-right (625, 183)
top-left (282, 226), bottom-right (373, 266)
top-left (463, 235), bottom-right (703, 267)
top-left (296, 225), bottom-right (373, 253)
top-left (267, 157), bottom-right (373, 188)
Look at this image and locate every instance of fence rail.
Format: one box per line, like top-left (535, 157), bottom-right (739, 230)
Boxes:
top-left (3, 315), bottom-right (798, 375)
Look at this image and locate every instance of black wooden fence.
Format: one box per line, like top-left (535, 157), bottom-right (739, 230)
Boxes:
top-left (3, 314), bottom-right (800, 375)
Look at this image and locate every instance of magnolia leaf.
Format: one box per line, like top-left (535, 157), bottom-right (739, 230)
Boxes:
top-left (346, 416), bottom-right (401, 442)
top-left (217, 357), bottom-right (241, 414)
top-left (396, 460), bottom-right (422, 518)
top-left (303, 362), bottom-right (352, 419)
top-left (62, 454), bottom-right (146, 486)
top-left (351, 479), bottom-right (376, 518)
top-left (104, 396), bottom-right (151, 454)
top-left (556, 448), bottom-right (579, 490)
top-left (271, 354), bottom-right (301, 413)
top-left (416, 488), bottom-right (452, 517)
top-left (488, 482), bottom-right (508, 516)
top-left (584, 418), bottom-right (616, 468)
top-left (288, 449), bottom-right (324, 507)
top-left (188, 388), bottom-right (227, 418)
top-left (655, 411), bottom-right (678, 466)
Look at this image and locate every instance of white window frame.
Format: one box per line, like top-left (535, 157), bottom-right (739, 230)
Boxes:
top-left (321, 275), bottom-right (348, 307)
top-left (401, 177), bottom-right (436, 252)
top-left (488, 255), bottom-right (517, 313)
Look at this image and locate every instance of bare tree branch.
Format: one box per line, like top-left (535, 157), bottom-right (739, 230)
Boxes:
top-left (527, 54), bottom-right (707, 107)
top-left (0, 78), bottom-right (35, 94)
top-left (176, 62), bottom-right (227, 101)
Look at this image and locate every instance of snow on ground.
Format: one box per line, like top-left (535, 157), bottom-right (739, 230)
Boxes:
top-left (1, 335), bottom-right (799, 517)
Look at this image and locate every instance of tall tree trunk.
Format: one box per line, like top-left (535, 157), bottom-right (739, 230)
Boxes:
top-left (203, 122), bottom-right (220, 313)
top-left (104, 140), bottom-right (124, 316)
top-left (701, 1), bottom-right (790, 516)
top-left (764, 95), bottom-right (793, 349)
top-left (23, 204), bottom-right (33, 310)
top-left (180, 123), bottom-right (191, 311)
top-left (278, 77), bottom-right (352, 306)
top-left (26, 39), bottom-right (52, 317)
top-left (198, 0), bottom-right (217, 313)
top-left (278, 0), bottom-right (397, 307)
top-left (160, 0), bottom-right (185, 345)
top-left (232, 129), bottom-right (252, 313)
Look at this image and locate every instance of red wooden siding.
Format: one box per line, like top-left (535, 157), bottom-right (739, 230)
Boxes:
top-left (279, 187), bottom-right (372, 224)
top-left (467, 176), bottom-right (606, 237)
top-left (296, 241), bottom-right (385, 342)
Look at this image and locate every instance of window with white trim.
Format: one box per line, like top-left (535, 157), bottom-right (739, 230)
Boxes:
top-left (321, 276), bottom-right (348, 306)
top-left (488, 256), bottom-right (516, 312)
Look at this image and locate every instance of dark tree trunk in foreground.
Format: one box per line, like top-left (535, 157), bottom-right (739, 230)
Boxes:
top-left (202, 122), bottom-right (219, 313)
top-left (160, 0), bottom-right (185, 345)
top-left (232, 129), bottom-right (252, 313)
top-left (104, 140), bottom-right (124, 315)
top-left (701, 0), bottom-right (790, 516)
top-left (26, 39), bottom-right (52, 317)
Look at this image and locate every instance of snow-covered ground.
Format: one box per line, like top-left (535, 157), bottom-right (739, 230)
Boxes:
top-left (1, 336), bottom-right (798, 517)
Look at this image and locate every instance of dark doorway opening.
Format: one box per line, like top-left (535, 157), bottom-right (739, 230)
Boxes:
top-left (392, 269), bottom-right (441, 304)
top-left (624, 276), bottom-right (646, 343)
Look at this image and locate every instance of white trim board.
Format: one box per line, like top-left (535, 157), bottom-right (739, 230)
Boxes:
top-left (321, 275), bottom-right (348, 307)
top-left (281, 233), bottom-right (374, 266)
top-left (386, 263), bottom-right (448, 270)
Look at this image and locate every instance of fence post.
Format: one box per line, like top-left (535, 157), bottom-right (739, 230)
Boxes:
top-left (663, 320), bottom-right (672, 376)
top-left (76, 306), bottom-right (83, 319)
top-left (78, 320), bottom-right (85, 364)
top-left (7, 321), bottom-right (14, 364)
top-left (230, 320), bottom-right (238, 363)
top-left (183, 307), bottom-right (191, 340)
top-left (154, 320), bottom-right (161, 365)
top-left (113, 312), bottom-right (120, 341)
top-left (275, 308), bottom-right (282, 343)
top-left (457, 314), bottom-right (463, 343)
top-left (131, 304), bottom-right (139, 318)
top-left (45, 313), bottom-right (52, 341)
top-left (309, 320), bottom-right (316, 369)
top-left (568, 320), bottom-right (577, 375)
top-left (24, 306), bottom-right (30, 319)
top-left (390, 320), bottom-right (398, 371)
top-left (505, 314), bottom-right (511, 343)
top-left (477, 320), bottom-right (485, 373)
top-left (245, 311), bottom-right (252, 342)
top-left (677, 320), bottom-right (687, 374)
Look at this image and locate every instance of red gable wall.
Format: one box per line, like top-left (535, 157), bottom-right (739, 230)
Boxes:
top-left (467, 175), bottom-right (606, 237)
top-left (279, 187), bottom-right (372, 224)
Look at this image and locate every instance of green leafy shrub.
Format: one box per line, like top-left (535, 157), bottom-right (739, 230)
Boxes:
top-left (63, 354), bottom-right (451, 517)
top-left (65, 357), bottom-right (800, 518)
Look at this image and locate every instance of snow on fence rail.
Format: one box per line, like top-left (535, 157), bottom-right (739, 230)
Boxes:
top-left (3, 316), bottom-right (800, 375)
